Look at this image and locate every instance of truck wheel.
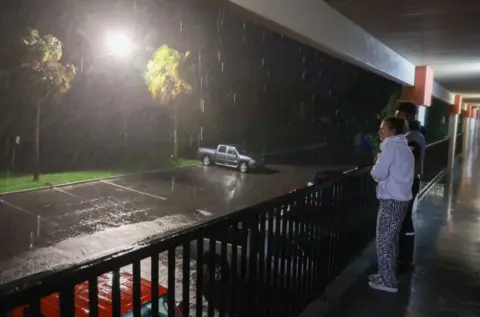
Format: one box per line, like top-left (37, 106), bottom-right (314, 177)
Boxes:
top-left (202, 155), bottom-right (212, 166)
top-left (239, 162), bottom-right (248, 173)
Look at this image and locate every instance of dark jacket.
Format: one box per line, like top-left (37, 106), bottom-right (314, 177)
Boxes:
top-left (406, 120), bottom-right (427, 177)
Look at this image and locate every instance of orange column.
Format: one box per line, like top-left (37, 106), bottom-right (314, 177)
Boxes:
top-left (401, 66), bottom-right (434, 106)
top-left (450, 95), bottom-right (462, 115)
top-left (467, 104), bottom-right (474, 118)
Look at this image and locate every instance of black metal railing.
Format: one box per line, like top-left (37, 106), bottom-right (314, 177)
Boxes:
top-left (422, 133), bottom-right (463, 182)
top-left (422, 138), bottom-right (448, 182)
top-left (0, 167), bottom-right (378, 317)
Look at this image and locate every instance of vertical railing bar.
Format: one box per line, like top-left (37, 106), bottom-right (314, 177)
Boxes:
top-left (168, 248), bottom-right (176, 317)
top-left (112, 269), bottom-right (121, 317)
top-left (133, 260), bottom-right (141, 317)
top-left (286, 207), bottom-right (294, 293)
top-left (306, 221), bottom-right (314, 294)
top-left (289, 204), bottom-right (299, 316)
top-left (208, 237), bottom-right (216, 317)
top-left (279, 205), bottom-right (288, 290)
top-left (88, 276), bottom-right (99, 317)
top-left (195, 239), bottom-right (204, 317)
top-left (247, 215), bottom-right (259, 317)
top-left (265, 208), bottom-right (274, 316)
top-left (151, 253), bottom-right (159, 317)
top-left (219, 230), bottom-right (227, 317)
top-left (312, 191), bottom-right (321, 290)
top-left (273, 208), bottom-right (281, 288)
top-left (230, 223), bottom-right (238, 317)
top-left (259, 211), bottom-right (266, 285)
top-left (28, 298), bottom-right (42, 317)
top-left (302, 222), bottom-right (310, 296)
top-left (295, 213), bottom-right (303, 296)
top-left (240, 222), bottom-right (248, 317)
top-left (59, 284), bottom-right (75, 317)
top-left (182, 243), bottom-right (191, 317)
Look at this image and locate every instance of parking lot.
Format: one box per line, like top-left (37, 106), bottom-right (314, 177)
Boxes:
top-left (0, 163), bottom-right (335, 283)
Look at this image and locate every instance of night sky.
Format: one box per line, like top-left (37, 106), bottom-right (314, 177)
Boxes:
top-left (0, 0), bottom-right (400, 172)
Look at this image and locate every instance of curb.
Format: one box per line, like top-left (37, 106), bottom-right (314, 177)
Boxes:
top-left (0, 163), bottom-right (200, 197)
top-left (263, 142), bottom-right (327, 156)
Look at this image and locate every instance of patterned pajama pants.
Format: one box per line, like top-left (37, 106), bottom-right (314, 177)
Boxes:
top-left (377, 199), bottom-right (409, 287)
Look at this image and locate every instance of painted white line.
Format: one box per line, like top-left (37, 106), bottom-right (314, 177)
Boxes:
top-left (53, 187), bottom-right (87, 201)
top-left (53, 187), bottom-right (134, 212)
top-left (0, 199), bottom-right (59, 226)
top-left (100, 180), bottom-right (168, 201)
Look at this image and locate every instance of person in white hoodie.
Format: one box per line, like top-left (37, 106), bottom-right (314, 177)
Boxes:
top-left (368, 117), bottom-right (414, 293)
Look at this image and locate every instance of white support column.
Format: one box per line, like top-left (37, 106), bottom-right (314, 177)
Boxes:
top-left (445, 113), bottom-right (458, 192)
top-left (471, 110), bottom-right (478, 141)
top-left (462, 116), bottom-right (470, 158)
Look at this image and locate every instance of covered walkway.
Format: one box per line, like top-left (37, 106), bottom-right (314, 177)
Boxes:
top-left (327, 131), bottom-right (480, 316)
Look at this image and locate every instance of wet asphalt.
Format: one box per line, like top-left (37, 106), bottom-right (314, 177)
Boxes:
top-left (0, 160), bottom-right (352, 283)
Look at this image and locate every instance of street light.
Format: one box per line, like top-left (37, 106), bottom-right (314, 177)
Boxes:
top-left (106, 32), bottom-right (133, 57)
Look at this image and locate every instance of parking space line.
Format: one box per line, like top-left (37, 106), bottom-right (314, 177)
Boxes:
top-left (53, 187), bottom-right (88, 201)
top-left (52, 187), bottom-right (130, 212)
top-left (0, 199), bottom-right (59, 226)
top-left (100, 180), bottom-right (168, 201)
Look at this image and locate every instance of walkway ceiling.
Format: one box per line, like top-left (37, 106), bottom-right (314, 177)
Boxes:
top-left (327, 0), bottom-right (480, 103)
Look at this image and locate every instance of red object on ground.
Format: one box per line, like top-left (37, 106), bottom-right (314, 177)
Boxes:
top-left (12, 272), bottom-right (168, 317)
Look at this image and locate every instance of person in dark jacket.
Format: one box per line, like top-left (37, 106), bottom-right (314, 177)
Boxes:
top-left (395, 101), bottom-right (427, 273)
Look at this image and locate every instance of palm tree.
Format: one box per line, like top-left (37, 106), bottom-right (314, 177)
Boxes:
top-left (21, 28), bottom-right (76, 180)
top-left (144, 45), bottom-right (192, 159)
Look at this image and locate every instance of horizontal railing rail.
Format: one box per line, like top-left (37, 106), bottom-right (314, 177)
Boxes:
top-left (421, 134), bottom-right (463, 182)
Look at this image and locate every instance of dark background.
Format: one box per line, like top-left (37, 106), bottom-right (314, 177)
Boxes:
top-left (0, 0), bottom-right (400, 173)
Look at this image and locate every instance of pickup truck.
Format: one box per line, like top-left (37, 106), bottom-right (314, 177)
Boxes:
top-left (197, 144), bottom-right (263, 173)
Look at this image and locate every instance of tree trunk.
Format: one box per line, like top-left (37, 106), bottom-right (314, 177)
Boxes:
top-left (173, 103), bottom-right (178, 159)
top-left (33, 102), bottom-right (41, 181)
top-left (122, 114), bottom-right (128, 150)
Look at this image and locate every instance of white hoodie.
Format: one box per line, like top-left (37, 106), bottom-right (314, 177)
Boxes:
top-left (371, 135), bottom-right (414, 201)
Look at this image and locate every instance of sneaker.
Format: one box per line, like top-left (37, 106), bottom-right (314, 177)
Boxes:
top-left (368, 281), bottom-right (398, 293)
top-left (369, 274), bottom-right (398, 284)
top-left (368, 274), bottom-right (381, 282)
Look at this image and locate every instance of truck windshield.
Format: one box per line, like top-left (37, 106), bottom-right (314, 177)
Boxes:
top-left (121, 294), bottom-right (181, 317)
